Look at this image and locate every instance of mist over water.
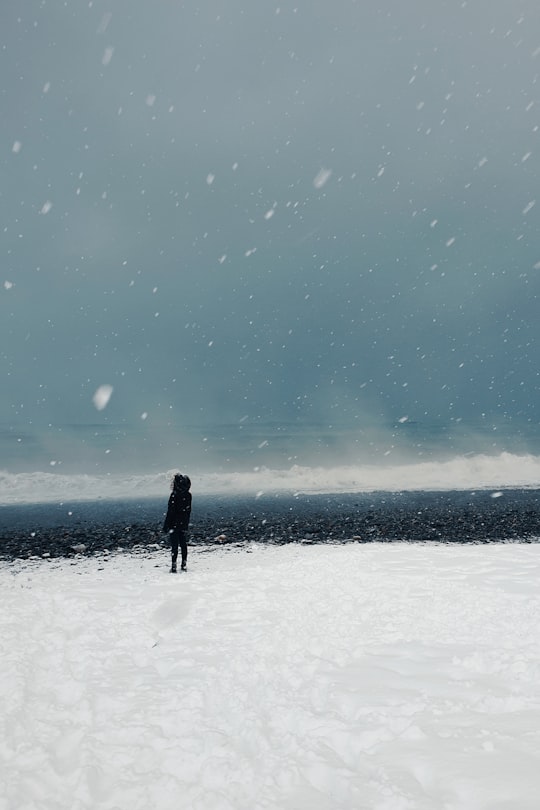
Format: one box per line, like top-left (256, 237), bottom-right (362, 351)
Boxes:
top-left (3, 416), bottom-right (540, 474)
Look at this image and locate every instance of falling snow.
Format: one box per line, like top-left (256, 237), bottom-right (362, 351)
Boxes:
top-left (92, 385), bottom-right (114, 411)
top-left (313, 168), bottom-right (332, 189)
top-left (101, 47), bottom-right (114, 66)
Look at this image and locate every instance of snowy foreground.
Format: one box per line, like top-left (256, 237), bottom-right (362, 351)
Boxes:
top-left (2, 543), bottom-right (540, 810)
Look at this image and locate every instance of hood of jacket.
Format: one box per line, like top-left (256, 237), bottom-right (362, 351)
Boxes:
top-left (173, 474), bottom-right (191, 492)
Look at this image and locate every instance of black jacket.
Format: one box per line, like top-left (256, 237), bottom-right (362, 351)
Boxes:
top-left (163, 484), bottom-right (192, 532)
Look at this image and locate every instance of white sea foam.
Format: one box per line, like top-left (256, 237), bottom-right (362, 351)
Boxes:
top-left (2, 451), bottom-right (540, 505)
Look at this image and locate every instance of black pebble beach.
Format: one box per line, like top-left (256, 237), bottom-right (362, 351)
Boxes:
top-left (2, 490), bottom-right (540, 560)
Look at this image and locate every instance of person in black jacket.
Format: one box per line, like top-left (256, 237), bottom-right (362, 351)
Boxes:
top-left (163, 473), bottom-right (192, 572)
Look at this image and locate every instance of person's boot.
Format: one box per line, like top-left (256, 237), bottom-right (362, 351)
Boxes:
top-left (171, 562), bottom-right (177, 573)
top-left (181, 560), bottom-right (187, 571)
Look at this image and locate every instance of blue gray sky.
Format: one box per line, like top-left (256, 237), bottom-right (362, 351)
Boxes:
top-left (3, 1), bottom-right (540, 451)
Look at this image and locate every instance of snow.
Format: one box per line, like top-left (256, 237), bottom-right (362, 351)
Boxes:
top-left (313, 168), bottom-right (332, 189)
top-left (2, 542), bottom-right (540, 809)
top-left (92, 385), bottom-right (114, 412)
top-left (101, 47), bottom-right (114, 67)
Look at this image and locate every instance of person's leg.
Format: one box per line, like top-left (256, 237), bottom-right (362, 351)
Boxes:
top-left (170, 531), bottom-right (179, 572)
top-left (179, 530), bottom-right (188, 569)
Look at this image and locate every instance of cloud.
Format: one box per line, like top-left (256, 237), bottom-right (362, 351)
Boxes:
top-left (2, 0), bottom-right (540, 461)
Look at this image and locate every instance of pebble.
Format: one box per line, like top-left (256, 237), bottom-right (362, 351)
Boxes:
top-left (1, 490), bottom-right (540, 560)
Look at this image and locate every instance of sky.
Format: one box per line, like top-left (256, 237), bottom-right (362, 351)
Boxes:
top-left (2, 0), bottom-right (540, 457)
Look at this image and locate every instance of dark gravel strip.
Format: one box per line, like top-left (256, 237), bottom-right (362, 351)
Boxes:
top-left (1, 490), bottom-right (540, 560)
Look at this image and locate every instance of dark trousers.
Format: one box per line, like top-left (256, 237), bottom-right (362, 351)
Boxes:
top-left (170, 528), bottom-right (188, 566)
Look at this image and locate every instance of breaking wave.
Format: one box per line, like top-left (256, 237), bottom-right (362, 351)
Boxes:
top-left (2, 452), bottom-right (540, 505)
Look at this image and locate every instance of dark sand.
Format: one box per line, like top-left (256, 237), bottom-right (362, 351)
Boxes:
top-left (2, 490), bottom-right (540, 560)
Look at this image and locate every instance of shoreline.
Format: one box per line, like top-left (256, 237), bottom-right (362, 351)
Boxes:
top-left (2, 490), bottom-right (540, 560)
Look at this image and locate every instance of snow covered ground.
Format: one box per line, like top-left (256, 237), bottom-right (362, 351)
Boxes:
top-left (2, 542), bottom-right (540, 809)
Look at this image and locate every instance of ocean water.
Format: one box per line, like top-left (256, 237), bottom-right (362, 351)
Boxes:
top-left (2, 419), bottom-right (540, 505)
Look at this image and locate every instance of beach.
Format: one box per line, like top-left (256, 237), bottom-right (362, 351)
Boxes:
top-left (2, 489), bottom-right (540, 560)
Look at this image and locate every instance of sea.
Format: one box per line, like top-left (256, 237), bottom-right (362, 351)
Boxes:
top-left (2, 417), bottom-right (540, 506)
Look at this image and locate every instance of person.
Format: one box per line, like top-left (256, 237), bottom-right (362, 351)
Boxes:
top-left (163, 473), bottom-right (192, 573)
